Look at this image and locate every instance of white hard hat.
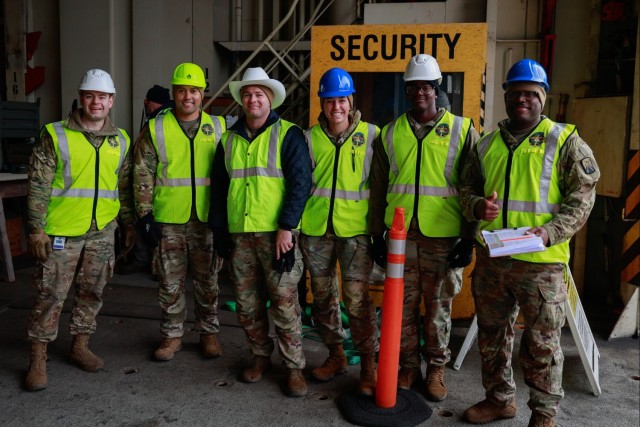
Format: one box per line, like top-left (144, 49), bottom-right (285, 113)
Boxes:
top-left (403, 54), bottom-right (442, 84)
top-left (229, 67), bottom-right (286, 108)
top-left (78, 69), bottom-right (116, 94)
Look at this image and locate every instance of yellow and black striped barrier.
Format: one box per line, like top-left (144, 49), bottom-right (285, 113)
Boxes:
top-left (622, 149), bottom-right (639, 286)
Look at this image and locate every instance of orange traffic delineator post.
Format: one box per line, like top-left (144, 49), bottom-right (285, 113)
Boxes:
top-left (376, 207), bottom-right (407, 408)
top-left (338, 207), bottom-right (431, 426)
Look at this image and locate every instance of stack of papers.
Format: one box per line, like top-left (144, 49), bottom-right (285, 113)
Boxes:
top-left (481, 227), bottom-right (546, 257)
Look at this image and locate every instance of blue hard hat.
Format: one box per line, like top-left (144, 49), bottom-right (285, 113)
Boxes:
top-left (502, 59), bottom-right (549, 92)
top-left (318, 67), bottom-right (355, 98)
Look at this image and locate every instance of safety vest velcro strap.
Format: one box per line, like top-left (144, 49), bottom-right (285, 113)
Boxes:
top-left (311, 187), bottom-right (370, 200)
top-left (51, 188), bottom-right (118, 198)
top-left (155, 177), bottom-right (211, 187)
top-left (389, 183), bottom-right (457, 197)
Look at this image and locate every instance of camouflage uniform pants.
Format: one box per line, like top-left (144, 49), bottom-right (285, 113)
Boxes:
top-left (400, 230), bottom-right (462, 368)
top-left (473, 248), bottom-right (566, 418)
top-left (27, 220), bottom-right (117, 342)
top-left (230, 231), bottom-right (305, 369)
top-left (157, 219), bottom-right (222, 338)
top-left (300, 232), bottom-right (378, 354)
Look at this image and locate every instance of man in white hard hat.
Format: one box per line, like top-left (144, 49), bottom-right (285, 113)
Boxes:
top-left (369, 54), bottom-right (480, 401)
top-left (209, 67), bottom-right (312, 397)
top-left (24, 68), bottom-right (135, 391)
top-left (134, 63), bottom-right (226, 362)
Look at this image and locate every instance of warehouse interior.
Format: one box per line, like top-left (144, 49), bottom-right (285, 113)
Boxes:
top-left (0, 1), bottom-right (638, 426)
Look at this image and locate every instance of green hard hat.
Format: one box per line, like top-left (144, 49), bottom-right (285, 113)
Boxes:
top-left (171, 62), bottom-right (206, 88)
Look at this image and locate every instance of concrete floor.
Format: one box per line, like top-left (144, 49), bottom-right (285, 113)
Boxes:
top-left (0, 264), bottom-right (638, 427)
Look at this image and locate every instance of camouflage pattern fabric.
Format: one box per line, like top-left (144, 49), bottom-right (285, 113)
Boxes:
top-left (230, 231), bottom-right (305, 369)
top-left (27, 220), bottom-right (118, 342)
top-left (156, 219), bottom-right (222, 338)
top-left (473, 248), bottom-right (566, 418)
top-left (300, 232), bottom-right (378, 353)
top-left (400, 230), bottom-right (462, 368)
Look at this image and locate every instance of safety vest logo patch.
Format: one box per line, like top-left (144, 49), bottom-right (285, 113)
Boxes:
top-left (201, 123), bottom-right (214, 135)
top-left (528, 132), bottom-right (545, 146)
top-left (435, 123), bottom-right (450, 137)
top-left (352, 132), bottom-right (365, 147)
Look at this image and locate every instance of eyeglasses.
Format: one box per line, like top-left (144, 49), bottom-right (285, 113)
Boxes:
top-left (505, 91), bottom-right (539, 101)
top-left (405, 83), bottom-right (435, 95)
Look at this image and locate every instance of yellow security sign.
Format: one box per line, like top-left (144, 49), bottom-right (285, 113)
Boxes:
top-left (310, 23), bottom-right (488, 129)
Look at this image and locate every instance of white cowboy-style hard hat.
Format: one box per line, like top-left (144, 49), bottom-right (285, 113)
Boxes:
top-left (403, 54), bottom-right (442, 84)
top-left (229, 67), bottom-right (286, 109)
top-left (78, 69), bottom-right (116, 94)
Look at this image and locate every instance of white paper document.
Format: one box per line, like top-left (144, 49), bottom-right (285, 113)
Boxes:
top-left (481, 226), bottom-right (546, 257)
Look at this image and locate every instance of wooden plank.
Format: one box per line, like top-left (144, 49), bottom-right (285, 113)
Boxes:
top-left (572, 96), bottom-right (629, 197)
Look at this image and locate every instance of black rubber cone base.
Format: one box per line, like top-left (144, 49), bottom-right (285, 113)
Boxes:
top-left (338, 389), bottom-right (432, 427)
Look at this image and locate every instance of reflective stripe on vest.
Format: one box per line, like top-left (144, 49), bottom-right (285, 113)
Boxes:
top-left (45, 121), bottom-right (129, 236)
top-left (151, 111), bottom-right (224, 223)
top-left (223, 120), bottom-right (295, 232)
top-left (301, 121), bottom-right (378, 237)
top-left (382, 112), bottom-right (470, 237)
top-left (478, 118), bottom-right (575, 263)
top-left (225, 122), bottom-right (283, 179)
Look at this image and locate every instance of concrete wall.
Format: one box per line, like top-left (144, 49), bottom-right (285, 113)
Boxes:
top-left (59, 0), bottom-right (132, 133)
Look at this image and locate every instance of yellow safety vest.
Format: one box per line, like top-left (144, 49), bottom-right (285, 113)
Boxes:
top-left (478, 118), bottom-right (576, 263)
top-left (223, 119), bottom-right (295, 233)
top-left (381, 111), bottom-right (472, 237)
top-left (301, 121), bottom-right (379, 237)
top-left (44, 121), bottom-right (130, 236)
top-left (149, 110), bottom-right (225, 223)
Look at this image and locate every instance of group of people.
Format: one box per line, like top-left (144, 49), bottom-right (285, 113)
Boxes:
top-left (23, 53), bottom-right (599, 427)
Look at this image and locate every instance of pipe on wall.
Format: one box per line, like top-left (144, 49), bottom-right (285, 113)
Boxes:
top-left (235, 0), bottom-right (242, 41)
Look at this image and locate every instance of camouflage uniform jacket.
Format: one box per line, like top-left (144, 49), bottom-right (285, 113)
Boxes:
top-left (458, 118), bottom-right (600, 246)
top-left (368, 107), bottom-right (480, 238)
top-left (27, 109), bottom-right (134, 233)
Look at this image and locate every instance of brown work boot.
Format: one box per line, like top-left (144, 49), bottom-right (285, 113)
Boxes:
top-left (69, 334), bottom-right (104, 372)
top-left (425, 364), bottom-right (447, 401)
top-left (397, 366), bottom-right (421, 390)
top-left (200, 334), bottom-right (222, 358)
top-left (241, 355), bottom-right (272, 383)
top-left (286, 368), bottom-right (308, 397)
top-left (311, 344), bottom-right (347, 381)
top-left (528, 411), bottom-right (556, 427)
top-left (357, 353), bottom-right (377, 396)
top-left (154, 337), bottom-right (182, 361)
top-left (25, 342), bottom-right (48, 391)
top-left (463, 398), bottom-right (517, 424)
